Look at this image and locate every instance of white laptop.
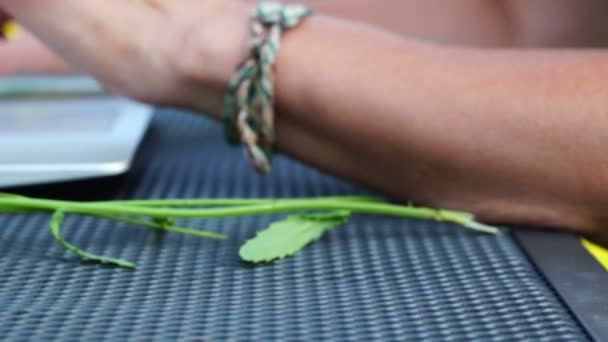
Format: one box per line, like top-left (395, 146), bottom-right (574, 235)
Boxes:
top-left (0, 75), bottom-right (153, 187)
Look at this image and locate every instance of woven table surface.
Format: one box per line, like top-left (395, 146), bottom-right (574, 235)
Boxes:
top-left (0, 110), bottom-right (588, 341)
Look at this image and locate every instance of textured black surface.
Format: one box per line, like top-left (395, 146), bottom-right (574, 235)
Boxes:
top-left (0, 110), bottom-right (589, 341)
top-left (515, 230), bottom-right (608, 341)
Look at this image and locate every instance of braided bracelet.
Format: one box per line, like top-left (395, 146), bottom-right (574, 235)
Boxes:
top-left (223, 1), bottom-right (313, 174)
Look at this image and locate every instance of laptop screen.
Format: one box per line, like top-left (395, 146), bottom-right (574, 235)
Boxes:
top-left (0, 100), bottom-right (121, 135)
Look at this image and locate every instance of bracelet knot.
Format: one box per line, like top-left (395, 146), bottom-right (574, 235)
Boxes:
top-left (223, 2), bottom-right (313, 174)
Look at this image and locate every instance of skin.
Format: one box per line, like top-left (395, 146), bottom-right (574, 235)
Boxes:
top-left (1, 0), bottom-right (608, 244)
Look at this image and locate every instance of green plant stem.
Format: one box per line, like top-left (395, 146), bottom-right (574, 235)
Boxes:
top-left (0, 206), bottom-right (41, 214)
top-left (49, 210), bottom-right (136, 269)
top-left (88, 213), bottom-right (228, 240)
top-left (0, 197), bottom-right (498, 233)
top-left (89, 196), bottom-right (381, 207)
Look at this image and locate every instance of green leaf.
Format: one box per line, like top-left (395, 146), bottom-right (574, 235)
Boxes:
top-left (239, 210), bottom-right (351, 263)
top-left (49, 210), bottom-right (136, 269)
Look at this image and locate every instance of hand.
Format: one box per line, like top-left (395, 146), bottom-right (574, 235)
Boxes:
top-left (0, 7), bottom-right (71, 73)
top-left (0, 30), bottom-right (72, 74)
top-left (0, 0), bottom-right (250, 115)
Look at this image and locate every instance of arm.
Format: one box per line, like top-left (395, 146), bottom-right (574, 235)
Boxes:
top-left (278, 0), bottom-right (608, 47)
top-left (2, 0), bottom-right (607, 74)
top-left (271, 0), bottom-right (513, 46)
top-left (173, 9), bottom-right (608, 242)
top-left (234, 17), bottom-right (608, 243)
top-left (2, 0), bottom-right (608, 244)
top-left (4, 0), bottom-right (608, 70)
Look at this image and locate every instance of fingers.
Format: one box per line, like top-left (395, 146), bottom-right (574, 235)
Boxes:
top-left (0, 0), bottom-right (162, 82)
top-left (0, 31), bottom-right (72, 75)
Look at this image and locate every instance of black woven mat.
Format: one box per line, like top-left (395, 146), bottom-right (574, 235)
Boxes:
top-left (0, 110), bottom-right (588, 341)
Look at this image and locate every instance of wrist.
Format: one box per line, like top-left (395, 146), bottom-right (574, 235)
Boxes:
top-left (168, 2), bottom-right (251, 117)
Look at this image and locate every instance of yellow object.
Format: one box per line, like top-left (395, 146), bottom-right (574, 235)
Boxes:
top-left (2, 21), bottom-right (20, 40)
top-left (582, 239), bottom-right (608, 271)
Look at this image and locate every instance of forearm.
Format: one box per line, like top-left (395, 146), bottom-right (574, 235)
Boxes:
top-left (259, 0), bottom-right (513, 46)
top-left (259, 0), bottom-right (608, 48)
top-left (4, 0), bottom-right (608, 241)
top-left (251, 17), bottom-right (608, 238)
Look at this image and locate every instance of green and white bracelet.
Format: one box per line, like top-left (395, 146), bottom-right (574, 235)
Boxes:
top-left (223, 1), bottom-right (313, 174)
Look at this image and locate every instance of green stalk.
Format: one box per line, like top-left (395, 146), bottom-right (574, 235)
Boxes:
top-left (0, 206), bottom-right (42, 214)
top-left (1, 193), bottom-right (499, 268)
top-left (88, 196), bottom-right (382, 207)
top-left (49, 210), bottom-right (136, 269)
top-left (0, 196), bottom-right (498, 233)
top-left (88, 213), bottom-right (228, 240)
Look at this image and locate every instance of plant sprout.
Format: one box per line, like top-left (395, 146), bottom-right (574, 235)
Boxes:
top-left (0, 193), bottom-right (500, 268)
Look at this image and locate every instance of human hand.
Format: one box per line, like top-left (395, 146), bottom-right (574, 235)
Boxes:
top-left (0, 6), bottom-right (71, 73)
top-left (0, 30), bottom-right (73, 75)
top-left (0, 0), bottom-right (250, 115)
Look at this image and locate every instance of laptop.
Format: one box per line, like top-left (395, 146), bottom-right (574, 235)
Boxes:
top-left (0, 75), bottom-right (153, 187)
